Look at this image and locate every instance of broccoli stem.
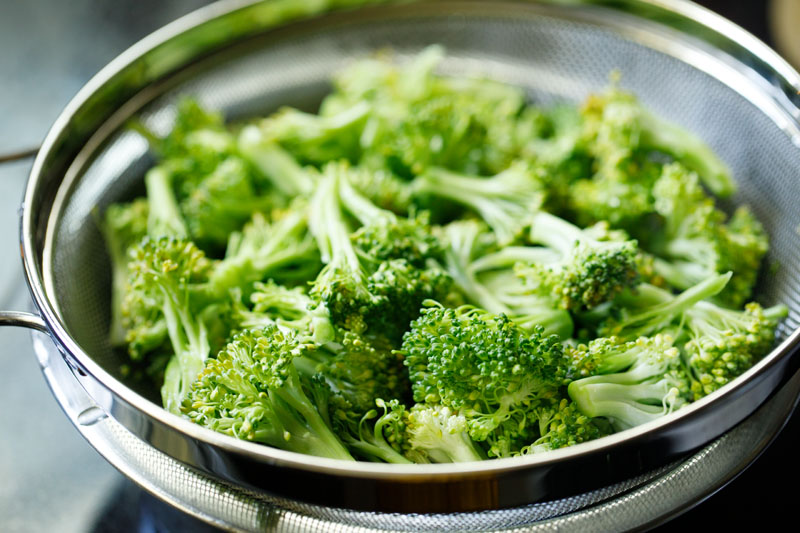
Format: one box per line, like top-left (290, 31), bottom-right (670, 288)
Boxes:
top-left (337, 169), bottom-right (395, 226)
top-left (145, 166), bottom-right (187, 238)
top-left (159, 284), bottom-right (210, 414)
top-left (272, 376), bottom-right (354, 461)
top-left (608, 272), bottom-right (731, 338)
top-left (529, 211), bottom-right (588, 257)
top-left (237, 126), bottom-right (315, 197)
top-left (638, 110), bottom-right (735, 197)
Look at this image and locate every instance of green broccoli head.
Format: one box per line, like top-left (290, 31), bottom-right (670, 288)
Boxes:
top-left (182, 326), bottom-right (353, 460)
top-left (683, 301), bottom-right (787, 399)
top-left (524, 212), bottom-right (640, 310)
top-left (567, 334), bottom-right (691, 431)
top-left (651, 163), bottom-right (768, 307)
top-left (518, 398), bottom-right (609, 454)
top-left (401, 305), bottom-right (567, 455)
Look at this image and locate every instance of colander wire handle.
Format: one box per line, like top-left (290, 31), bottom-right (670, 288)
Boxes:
top-left (0, 310), bottom-right (48, 332)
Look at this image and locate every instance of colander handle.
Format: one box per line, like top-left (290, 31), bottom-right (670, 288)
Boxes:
top-left (0, 310), bottom-right (48, 332)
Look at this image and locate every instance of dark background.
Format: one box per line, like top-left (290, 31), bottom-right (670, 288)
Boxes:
top-left (0, 1), bottom-right (795, 531)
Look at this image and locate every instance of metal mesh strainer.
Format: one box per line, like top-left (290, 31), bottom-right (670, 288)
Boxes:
top-left (7, 0), bottom-right (800, 520)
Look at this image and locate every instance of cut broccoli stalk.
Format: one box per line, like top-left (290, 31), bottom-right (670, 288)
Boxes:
top-left (567, 335), bottom-right (690, 431)
top-left (237, 125), bottom-right (316, 197)
top-left (145, 165), bottom-right (188, 238)
top-left (601, 272), bottom-right (731, 340)
top-left (415, 163), bottom-right (544, 244)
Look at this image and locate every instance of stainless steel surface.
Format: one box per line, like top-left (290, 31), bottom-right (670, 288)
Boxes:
top-left (0, 311), bottom-right (48, 333)
top-left (34, 322), bottom-right (800, 531)
top-left (12, 0), bottom-right (800, 517)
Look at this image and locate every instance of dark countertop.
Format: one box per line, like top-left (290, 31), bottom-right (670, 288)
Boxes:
top-left (0, 1), bottom-right (795, 531)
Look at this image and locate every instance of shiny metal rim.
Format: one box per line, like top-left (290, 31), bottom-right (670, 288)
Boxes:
top-left (33, 327), bottom-right (800, 532)
top-left (20, 0), bottom-right (800, 482)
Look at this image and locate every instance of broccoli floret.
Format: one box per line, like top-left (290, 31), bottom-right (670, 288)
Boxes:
top-left (328, 398), bottom-right (414, 464)
top-left (338, 167), bottom-right (443, 266)
top-left (580, 88), bottom-right (734, 198)
top-left (181, 326), bottom-right (354, 460)
top-left (403, 404), bottom-right (486, 463)
top-left (257, 101), bottom-right (370, 165)
top-left (206, 203), bottom-right (320, 299)
top-left (567, 334), bottom-right (691, 430)
top-left (683, 300), bottom-right (787, 399)
top-left (414, 162), bottom-right (545, 244)
top-left (651, 163), bottom-right (769, 307)
top-left (441, 220), bottom-right (573, 338)
top-left (292, 332), bottom-right (411, 463)
top-left (401, 304), bottom-right (568, 457)
top-left (521, 212), bottom-right (640, 310)
top-left (599, 272), bottom-right (731, 340)
top-left (309, 162), bottom-right (452, 339)
top-left (101, 199), bottom-right (149, 346)
top-left (327, 45), bottom-right (526, 176)
top-left (230, 281), bottom-right (334, 345)
top-left (179, 157), bottom-right (276, 249)
top-left (296, 330), bottom-right (408, 420)
top-left (517, 398), bottom-right (609, 454)
top-left (125, 237), bottom-right (213, 413)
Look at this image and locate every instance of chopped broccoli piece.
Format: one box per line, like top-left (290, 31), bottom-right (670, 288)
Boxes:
top-left (182, 326), bottom-right (354, 460)
top-left (401, 304), bottom-right (568, 457)
top-left (567, 334), bottom-right (691, 430)
top-left (414, 162), bottom-right (545, 244)
top-left (522, 212), bottom-right (640, 310)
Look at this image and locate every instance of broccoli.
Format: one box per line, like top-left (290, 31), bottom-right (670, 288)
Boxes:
top-left (598, 272), bottom-right (731, 340)
top-left (178, 157), bottom-right (276, 249)
top-left (327, 45), bottom-right (526, 176)
top-left (403, 404), bottom-right (486, 463)
top-left (414, 162), bottom-right (545, 244)
top-left (441, 220), bottom-right (573, 338)
top-left (229, 281), bottom-right (334, 345)
top-left (256, 101), bottom-right (370, 165)
top-left (308, 162), bottom-right (452, 339)
top-left (125, 237), bottom-right (214, 413)
top-left (521, 212), bottom-right (640, 310)
top-left (517, 398), bottom-right (609, 454)
top-left (580, 87), bottom-right (734, 198)
top-left (401, 304), bottom-right (568, 458)
top-left (205, 203), bottom-right (320, 299)
top-left (237, 125), bottom-right (317, 197)
top-left (650, 163), bottom-right (769, 307)
top-left (567, 334), bottom-right (691, 430)
top-left (182, 326), bottom-right (354, 460)
top-left (100, 199), bottom-right (149, 346)
top-left (105, 47), bottom-right (786, 466)
top-left (683, 300), bottom-right (787, 399)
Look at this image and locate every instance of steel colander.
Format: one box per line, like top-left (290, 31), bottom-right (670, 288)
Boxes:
top-left (7, 0), bottom-right (800, 523)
